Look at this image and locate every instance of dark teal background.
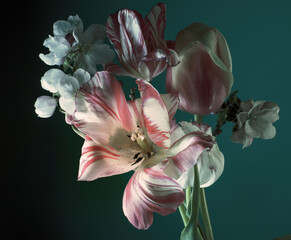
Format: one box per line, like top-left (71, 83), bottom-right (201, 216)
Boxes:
top-left (7, 0), bottom-right (290, 239)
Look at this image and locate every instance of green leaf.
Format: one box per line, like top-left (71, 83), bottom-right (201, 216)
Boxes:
top-left (181, 165), bottom-right (203, 240)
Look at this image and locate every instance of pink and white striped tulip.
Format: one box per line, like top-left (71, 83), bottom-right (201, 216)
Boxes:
top-left (105, 3), bottom-right (179, 81)
top-left (166, 23), bottom-right (234, 115)
top-left (72, 71), bottom-right (214, 229)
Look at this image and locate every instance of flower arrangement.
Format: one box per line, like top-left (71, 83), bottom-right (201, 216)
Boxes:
top-left (34, 3), bottom-right (280, 240)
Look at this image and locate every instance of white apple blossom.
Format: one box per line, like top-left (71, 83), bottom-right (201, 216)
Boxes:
top-left (34, 96), bottom-right (57, 118)
top-left (36, 68), bottom-right (91, 117)
top-left (39, 15), bottom-right (115, 75)
top-left (231, 99), bottom-right (280, 148)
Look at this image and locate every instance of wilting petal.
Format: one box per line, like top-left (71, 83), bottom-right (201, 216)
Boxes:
top-left (168, 42), bottom-right (233, 115)
top-left (78, 136), bottom-right (138, 181)
top-left (136, 79), bottom-right (170, 148)
top-left (74, 71), bottom-right (136, 144)
top-left (123, 162), bottom-right (185, 229)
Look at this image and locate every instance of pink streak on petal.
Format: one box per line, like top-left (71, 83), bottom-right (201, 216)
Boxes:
top-left (78, 136), bottom-right (137, 181)
top-left (136, 79), bottom-right (170, 149)
top-left (122, 163), bottom-right (185, 229)
top-left (165, 132), bottom-right (214, 179)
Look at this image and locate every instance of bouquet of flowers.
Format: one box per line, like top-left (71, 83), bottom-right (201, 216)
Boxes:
top-left (34, 3), bottom-right (280, 239)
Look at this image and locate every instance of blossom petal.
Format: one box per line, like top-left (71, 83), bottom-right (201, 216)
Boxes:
top-left (73, 71), bottom-right (136, 144)
top-left (34, 96), bottom-right (57, 118)
top-left (122, 162), bottom-right (185, 229)
top-left (231, 128), bottom-right (253, 148)
top-left (136, 79), bottom-right (170, 148)
top-left (83, 24), bottom-right (106, 45)
top-left (78, 136), bottom-right (138, 181)
top-left (40, 68), bottom-right (66, 93)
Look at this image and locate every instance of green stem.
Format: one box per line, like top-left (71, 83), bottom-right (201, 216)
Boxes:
top-left (186, 187), bottom-right (191, 207)
top-left (200, 188), bottom-right (214, 240)
top-left (178, 203), bottom-right (189, 226)
top-left (193, 165), bottom-right (201, 240)
top-left (194, 114), bottom-right (203, 124)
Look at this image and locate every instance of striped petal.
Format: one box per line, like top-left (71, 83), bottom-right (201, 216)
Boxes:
top-left (106, 8), bottom-right (148, 78)
top-left (136, 79), bottom-right (170, 149)
top-left (78, 136), bottom-right (139, 181)
top-left (73, 71), bottom-right (136, 144)
top-left (164, 130), bottom-right (214, 181)
top-left (145, 3), bottom-right (167, 51)
top-left (122, 162), bottom-right (185, 229)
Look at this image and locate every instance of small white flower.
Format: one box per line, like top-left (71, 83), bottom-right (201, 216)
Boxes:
top-left (231, 99), bottom-right (280, 148)
top-left (34, 96), bottom-right (57, 118)
top-left (39, 15), bottom-right (115, 75)
top-left (40, 68), bottom-right (66, 93)
top-left (39, 68), bottom-right (91, 116)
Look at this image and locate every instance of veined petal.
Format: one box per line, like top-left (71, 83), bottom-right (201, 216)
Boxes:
top-left (145, 3), bottom-right (167, 51)
top-left (122, 162), bottom-right (185, 229)
top-left (106, 9), bottom-right (148, 77)
top-left (139, 49), bottom-right (168, 80)
top-left (165, 131), bottom-right (214, 180)
top-left (73, 71), bottom-right (136, 144)
top-left (104, 62), bottom-right (137, 78)
top-left (136, 79), bottom-right (170, 149)
top-left (160, 93), bottom-right (179, 120)
top-left (78, 136), bottom-right (138, 181)
top-left (168, 41), bottom-right (233, 115)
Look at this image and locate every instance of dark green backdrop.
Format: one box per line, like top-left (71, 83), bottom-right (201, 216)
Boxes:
top-left (7, 0), bottom-right (290, 239)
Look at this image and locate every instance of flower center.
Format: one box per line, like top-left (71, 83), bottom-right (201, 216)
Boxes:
top-left (130, 127), bottom-right (152, 153)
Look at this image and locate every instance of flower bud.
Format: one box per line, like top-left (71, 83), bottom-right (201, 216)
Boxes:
top-left (166, 23), bottom-right (234, 115)
top-left (34, 96), bottom-right (57, 118)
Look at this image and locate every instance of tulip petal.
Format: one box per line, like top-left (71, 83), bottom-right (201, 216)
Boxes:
top-left (136, 79), bottom-right (171, 148)
top-left (106, 9), bottom-right (148, 77)
top-left (169, 42), bottom-right (233, 115)
top-left (198, 143), bottom-right (224, 188)
top-left (164, 131), bottom-right (214, 180)
top-left (104, 62), bottom-right (137, 78)
top-left (78, 136), bottom-right (139, 181)
top-left (145, 3), bottom-right (166, 51)
top-left (74, 71), bottom-right (136, 144)
top-left (122, 162), bottom-right (185, 229)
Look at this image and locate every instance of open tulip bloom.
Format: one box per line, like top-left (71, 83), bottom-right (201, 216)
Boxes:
top-left (34, 3), bottom-right (280, 240)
